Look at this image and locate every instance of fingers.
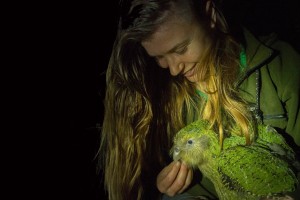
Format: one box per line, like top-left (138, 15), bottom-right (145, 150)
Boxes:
top-left (177, 166), bottom-right (193, 194)
top-left (157, 161), bottom-right (181, 193)
top-left (166, 162), bottom-right (192, 196)
top-left (157, 161), bottom-right (193, 197)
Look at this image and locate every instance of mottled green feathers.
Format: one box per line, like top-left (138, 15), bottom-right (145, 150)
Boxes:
top-left (171, 120), bottom-right (299, 200)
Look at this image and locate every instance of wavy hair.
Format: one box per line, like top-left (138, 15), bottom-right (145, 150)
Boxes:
top-left (100, 0), bottom-right (254, 199)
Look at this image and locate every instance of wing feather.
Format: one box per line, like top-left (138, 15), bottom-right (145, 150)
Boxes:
top-left (218, 145), bottom-right (298, 196)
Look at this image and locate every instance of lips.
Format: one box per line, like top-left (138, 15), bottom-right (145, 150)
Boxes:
top-left (184, 66), bottom-right (196, 78)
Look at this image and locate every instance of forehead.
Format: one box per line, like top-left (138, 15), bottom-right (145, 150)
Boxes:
top-left (141, 17), bottom-right (196, 56)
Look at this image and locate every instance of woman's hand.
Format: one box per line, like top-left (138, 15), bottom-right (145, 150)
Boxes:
top-left (156, 161), bottom-right (193, 197)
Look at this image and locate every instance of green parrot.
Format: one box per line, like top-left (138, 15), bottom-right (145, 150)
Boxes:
top-left (171, 120), bottom-right (299, 200)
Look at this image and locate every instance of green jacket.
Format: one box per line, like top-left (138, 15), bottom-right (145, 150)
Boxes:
top-left (187, 28), bottom-right (300, 199)
top-left (238, 28), bottom-right (300, 147)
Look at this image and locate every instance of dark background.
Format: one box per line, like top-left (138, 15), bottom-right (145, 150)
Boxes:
top-left (62, 0), bottom-right (300, 199)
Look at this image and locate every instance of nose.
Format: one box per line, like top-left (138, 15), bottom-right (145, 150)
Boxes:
top-left (157, 56), bottom-right (184, 76)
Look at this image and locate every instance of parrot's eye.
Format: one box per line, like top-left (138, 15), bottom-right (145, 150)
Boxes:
top-left (187, 139), bottom-right (193, 145)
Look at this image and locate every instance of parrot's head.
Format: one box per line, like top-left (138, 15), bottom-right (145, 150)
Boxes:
top-left (170, 120), bottom-right (217, 168)
top-left (171, 133), bottom-right (211, 168)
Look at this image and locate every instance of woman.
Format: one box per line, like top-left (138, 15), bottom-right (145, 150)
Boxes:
top-left (100, 0), bottom-right (300, 199)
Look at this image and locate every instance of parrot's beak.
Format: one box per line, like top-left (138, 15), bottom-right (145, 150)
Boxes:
top-left (173, 146), bottom-right (180, 161)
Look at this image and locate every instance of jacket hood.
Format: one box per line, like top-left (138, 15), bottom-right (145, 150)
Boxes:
top-left (236, 28), bottom-right (279, 87)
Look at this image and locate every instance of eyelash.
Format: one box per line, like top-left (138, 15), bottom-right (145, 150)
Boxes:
top-left (175, 46), bottom-right (188, 54)
top-left (153, 46), bottom-right (188, 62)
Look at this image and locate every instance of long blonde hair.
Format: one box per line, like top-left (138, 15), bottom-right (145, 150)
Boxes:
top-left (196, 32), bottom-right (253, 147)
top-left (100, 0), bottom-right (254, 199)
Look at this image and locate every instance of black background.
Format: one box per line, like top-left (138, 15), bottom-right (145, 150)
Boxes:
top-left (57, 0), bottom-right (300, 199)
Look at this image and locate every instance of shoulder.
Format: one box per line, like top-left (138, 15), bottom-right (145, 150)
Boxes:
top-left (261, 33), bottom-right (300, 66)
top-left (257, 33), bottom-right (300, 82)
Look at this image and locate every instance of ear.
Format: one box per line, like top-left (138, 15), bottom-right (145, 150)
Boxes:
top-left (205, 0), bottom-right (216, 28)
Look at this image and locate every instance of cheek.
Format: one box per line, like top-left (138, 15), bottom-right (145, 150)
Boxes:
top-left (188, 35), bottom-right (210, 62)
top-left (188, 45), bottom-right (203, 62)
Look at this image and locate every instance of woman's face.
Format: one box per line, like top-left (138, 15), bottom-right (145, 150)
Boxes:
top-left (142, 16), bottom-right (211, 83)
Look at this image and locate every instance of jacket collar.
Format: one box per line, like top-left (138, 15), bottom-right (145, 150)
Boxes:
top-left (236, 28), bottom-right (279, 87)
top-left (244, 28), bottom-right (276, 69)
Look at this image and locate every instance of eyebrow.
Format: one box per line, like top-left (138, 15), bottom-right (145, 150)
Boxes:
top-left (154, 38), bottom-right (190, 57)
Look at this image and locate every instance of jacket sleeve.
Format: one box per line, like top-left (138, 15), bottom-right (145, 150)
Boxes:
top-left (274, 41), bottom-right (300, 146)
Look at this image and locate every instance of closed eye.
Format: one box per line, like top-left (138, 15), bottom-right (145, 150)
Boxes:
top-left (175, 46), bottom-right (188, 55)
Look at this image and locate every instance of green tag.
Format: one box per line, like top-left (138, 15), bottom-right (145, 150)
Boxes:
top-left (239, 47), bottom-right (247, 72)
top-left (196, 89), bottom-right (207, 99)
top-left (195, 47), bottom-right (246, 98)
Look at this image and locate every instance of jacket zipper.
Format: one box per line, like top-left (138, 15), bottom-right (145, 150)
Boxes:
top-left (236, 48), bottom-right (280, 122)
